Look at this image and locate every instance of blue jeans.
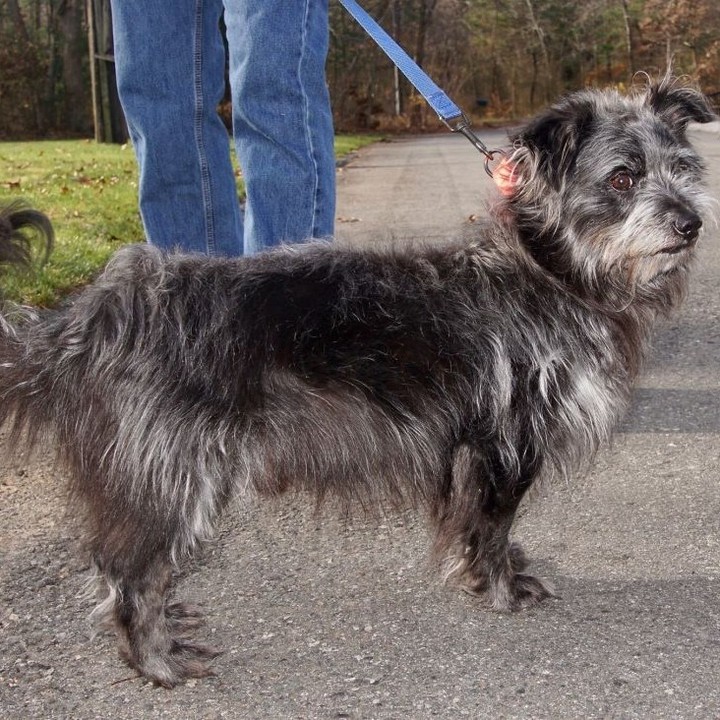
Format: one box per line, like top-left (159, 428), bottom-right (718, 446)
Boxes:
top-left (111, 0), bottom-right (335, 256)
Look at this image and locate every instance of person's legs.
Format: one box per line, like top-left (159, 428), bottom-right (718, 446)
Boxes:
top-left (224, 0), bottom-right (335, 254)
top-left (111, 0), bottom-right (243, 256)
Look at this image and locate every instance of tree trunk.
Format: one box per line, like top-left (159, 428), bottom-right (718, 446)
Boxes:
top-left (58, 0), bottom-right (90, 134)
top-left (523, 0), bottom-right (552, 104)
top-left (619, 0), bottom-right (636, 78)
top-left (6, 0), bottom-right (30, 43)
top-left (414, 0), bottom-right (437, 68)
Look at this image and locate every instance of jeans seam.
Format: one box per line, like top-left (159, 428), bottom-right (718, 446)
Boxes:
top-left (193, 0), bottom-right (217, 255)
top-left (298, 0), bottom-right (321, 239)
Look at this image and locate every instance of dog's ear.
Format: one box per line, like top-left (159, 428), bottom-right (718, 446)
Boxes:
top-left (510, 99), bottom-right (595, 190)
top-left (647, 81), bottom-right (716, 133)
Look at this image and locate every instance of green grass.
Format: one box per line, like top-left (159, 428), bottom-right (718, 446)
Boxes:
top-left (0, 134), bottom-right (379, 306)
top-left (333, 134), bottom-right (377, 158)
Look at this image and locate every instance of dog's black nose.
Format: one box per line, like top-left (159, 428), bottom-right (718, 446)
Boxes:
top-left (673, 212), bottom-right (702, 241)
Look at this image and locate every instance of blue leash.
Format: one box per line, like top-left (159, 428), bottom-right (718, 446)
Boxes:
top-left (337, 0), bottom-right (502, 175)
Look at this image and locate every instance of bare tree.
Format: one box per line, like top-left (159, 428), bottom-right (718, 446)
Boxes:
top-left (5, 0), bottom-right (30, 43)
top-left (57, 0), bottom-right (88, 133)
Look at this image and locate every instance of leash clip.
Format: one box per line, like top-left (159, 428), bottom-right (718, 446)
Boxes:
top-left (443, 113), bottom-right (504, 177)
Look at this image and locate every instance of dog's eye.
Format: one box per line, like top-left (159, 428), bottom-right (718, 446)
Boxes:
top-left (609, 171), bottom-right (634, 192)
top-left (675, 160), bottom-right (696, 175)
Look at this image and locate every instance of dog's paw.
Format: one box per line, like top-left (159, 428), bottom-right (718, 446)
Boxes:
top-left (489, 572), bottom-right (556, 612)
top-left (116, 601), bottom-right (221, 688)
top-left (120, 639), bottom-right (222, 688)
top-left (461, 571), bottom-right (555, 611)
top-left (166, 639), bottom-right (223, 685)
top-left (453, 542), bottom-right (556, 611)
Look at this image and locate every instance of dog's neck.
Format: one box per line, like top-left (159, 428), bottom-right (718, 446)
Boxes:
top-left (497, 207), bottom-right (688, 319)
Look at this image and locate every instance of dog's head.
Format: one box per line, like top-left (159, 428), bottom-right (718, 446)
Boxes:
top-left (500, 76), bottom-right (716, 306)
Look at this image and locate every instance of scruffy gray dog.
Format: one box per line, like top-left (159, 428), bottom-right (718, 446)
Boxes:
top-left (0, 77), bottom-right (715, 687)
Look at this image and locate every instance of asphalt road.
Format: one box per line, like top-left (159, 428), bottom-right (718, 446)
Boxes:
top-left (1, 124), bottom-right (719, 719)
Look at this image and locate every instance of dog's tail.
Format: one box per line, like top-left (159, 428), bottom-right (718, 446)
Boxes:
top-left (0, 202), bottom-right (53, 341)
top-left (0, 203), bottom-right (54, 443)
top-left (0, 202), bottom-right (53, 280)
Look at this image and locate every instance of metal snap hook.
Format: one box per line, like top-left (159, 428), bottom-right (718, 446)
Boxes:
top-left (443, 113), bottom-right (504, 177)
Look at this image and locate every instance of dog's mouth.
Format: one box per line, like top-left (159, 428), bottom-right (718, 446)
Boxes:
top-left (657, 245), bottom-right (688, 256)
top-left (655, 238), bottom-right (697, 256)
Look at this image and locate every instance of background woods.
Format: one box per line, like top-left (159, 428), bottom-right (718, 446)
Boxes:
top-left (1, 0), bottom-right (86, 138)
top-left (1, 0), bottom-right (719, 140)
top-left (329, 0), bottom-right (720, 130)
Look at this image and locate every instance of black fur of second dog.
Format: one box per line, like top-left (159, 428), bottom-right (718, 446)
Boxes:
top-left (0, 77), bottom-right (715, 687)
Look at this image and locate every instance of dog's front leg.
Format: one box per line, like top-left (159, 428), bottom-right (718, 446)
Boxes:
top-left (434, 442), bottom-right (555, 611)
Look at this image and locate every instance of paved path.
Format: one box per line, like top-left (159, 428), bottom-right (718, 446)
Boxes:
top-left (1, 127), bottom-right (719, 719)
top-left (335, 129), bottom-right (506, 245)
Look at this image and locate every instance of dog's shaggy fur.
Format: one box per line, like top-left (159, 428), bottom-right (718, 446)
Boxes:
top-left (0, 78), bottom-right (715, 686)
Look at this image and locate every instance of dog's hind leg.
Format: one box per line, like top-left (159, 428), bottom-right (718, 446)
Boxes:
top-left (434, 442), bottom-right (555, 611)
top-left (91, 539), bottom-right (221, 688)
top-left (82, 481), bottom-right (222, 688)
top-left (63, 407), bottom-right (234, 685)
